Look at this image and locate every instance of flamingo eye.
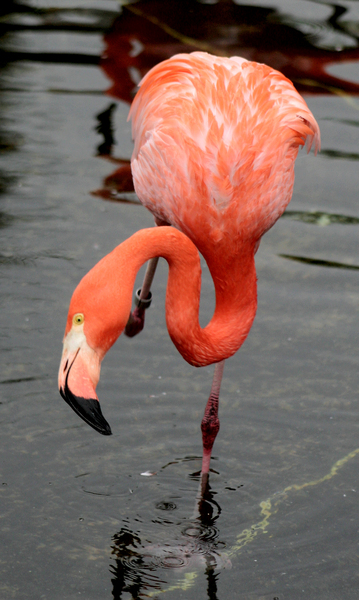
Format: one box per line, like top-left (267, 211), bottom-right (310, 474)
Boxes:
top-left (73, 313), bottom-right (84, 326)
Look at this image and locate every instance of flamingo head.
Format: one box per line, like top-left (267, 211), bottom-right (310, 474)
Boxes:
top-left (58, 314), bottom-right (112, 435)
top-left (58, 252), bottom-right (133, 435)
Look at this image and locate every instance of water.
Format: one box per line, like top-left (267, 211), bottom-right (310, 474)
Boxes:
top-left (1, 1), bottom-right (359, 598)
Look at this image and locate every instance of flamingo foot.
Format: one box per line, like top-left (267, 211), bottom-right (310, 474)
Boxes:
top-left (125, 306), bottom-right (145, 337)
top-left (125, 288), bottom-right (152, 337)
top-left (125, 256), bottom-right (159, 338)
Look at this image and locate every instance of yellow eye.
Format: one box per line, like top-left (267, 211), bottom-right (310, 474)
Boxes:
top-left (73, 313), bottom-right (84, 326)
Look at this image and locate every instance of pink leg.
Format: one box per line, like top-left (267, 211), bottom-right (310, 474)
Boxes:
top-left (201, 360), bottom-right (225, 475)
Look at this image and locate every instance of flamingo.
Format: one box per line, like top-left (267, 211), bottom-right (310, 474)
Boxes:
top-left (58, 52), bottom-right (320, 479)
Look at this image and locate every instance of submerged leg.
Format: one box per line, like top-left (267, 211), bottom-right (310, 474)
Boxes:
top-left (124, 257), bottom-right (159, 337)
top-left (201, 360), bottom-right (225, 478)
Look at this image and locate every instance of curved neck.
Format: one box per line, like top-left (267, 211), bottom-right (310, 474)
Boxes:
top-left (85, 227), bottom-right (257, 367)
top-left (165, 237), bottom-right (258, 366)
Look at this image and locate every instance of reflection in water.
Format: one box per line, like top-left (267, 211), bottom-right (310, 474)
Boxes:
top-left (110, 478), bottom-right (230, 599)
top-left (97, 1), bottom-right (359, 213)
top-left (93, 102), bottom-right (137, 202)
top-left (279, 254), bottom-right (359, 270)
top-left (283, 210), bottom-right (359, 226)
top-left (1, 3), bottom-right (116, 67)
top-left (320, 149), bottom-right (359, 161)
top-left (102, 0), bottom-right (359, 105)
top-left (109, 445), bottom-right (359, 597)
top-left (0, 375), bottom-right (40, 385)
top-left (91, 157), bottom-right (136, 203)
top-left (229, 447), bottom-right (359, 559)
top-left (95, 103), bottom-right (117, 156)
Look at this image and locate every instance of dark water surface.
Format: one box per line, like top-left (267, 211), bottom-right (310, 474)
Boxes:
top-left (1, 1), bottom-right (359, 598)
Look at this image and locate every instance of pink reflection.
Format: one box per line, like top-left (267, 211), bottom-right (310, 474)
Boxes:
top-left (96, 0), bottom-right (359, 199)
top-left (101, 0), bottom-right (359, 104)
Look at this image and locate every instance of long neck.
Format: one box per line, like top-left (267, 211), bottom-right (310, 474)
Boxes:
top-left (165, 235), bottom-right (258, 366)
top-left (85, 227), bottom-right (257, 367)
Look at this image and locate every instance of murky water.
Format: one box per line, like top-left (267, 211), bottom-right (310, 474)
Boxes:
top-left (1, 1), bottom-right (359, 599)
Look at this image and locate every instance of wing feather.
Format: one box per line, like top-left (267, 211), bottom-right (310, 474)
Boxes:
top-left (129, 52), bottom-right (320, 254)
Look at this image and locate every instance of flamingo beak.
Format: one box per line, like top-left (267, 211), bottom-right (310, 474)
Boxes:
top-left (58, 340), bottom-right (112, 436)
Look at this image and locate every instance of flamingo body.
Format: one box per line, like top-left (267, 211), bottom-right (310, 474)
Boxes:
top-left (59, 52), bottom-right (319, 472)
top-left (130, 52), bottom-right (319, 260)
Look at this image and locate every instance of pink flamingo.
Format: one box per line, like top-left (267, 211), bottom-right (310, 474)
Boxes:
top-left (58, 52), bottom-right (319, 478)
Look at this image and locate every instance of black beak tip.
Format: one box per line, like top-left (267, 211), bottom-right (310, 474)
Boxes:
top-left (60, 385), bottom-right (112, 436)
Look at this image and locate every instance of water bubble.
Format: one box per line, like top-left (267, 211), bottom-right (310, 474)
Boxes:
top-left (155, 501), bottom-right (177, 511)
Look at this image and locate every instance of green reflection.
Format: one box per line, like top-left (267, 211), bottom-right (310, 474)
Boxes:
top-left (147, 447), bottom-right (359, 596)
top-left (282, 210), bottom-right (359, 226)
top-left (320, 149), bottom-right (359, 161)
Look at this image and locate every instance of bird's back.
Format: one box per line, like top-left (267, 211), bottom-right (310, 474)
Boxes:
top-left (129, 52), bottom-right (320, 258)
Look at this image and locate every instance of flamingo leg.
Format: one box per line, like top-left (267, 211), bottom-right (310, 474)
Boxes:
top-left (201, 359), bottom-right (225, 478)
top-left (124, 257), bottom-right (159, 337)
top-left (125, 219), bottom-right (170, 337)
